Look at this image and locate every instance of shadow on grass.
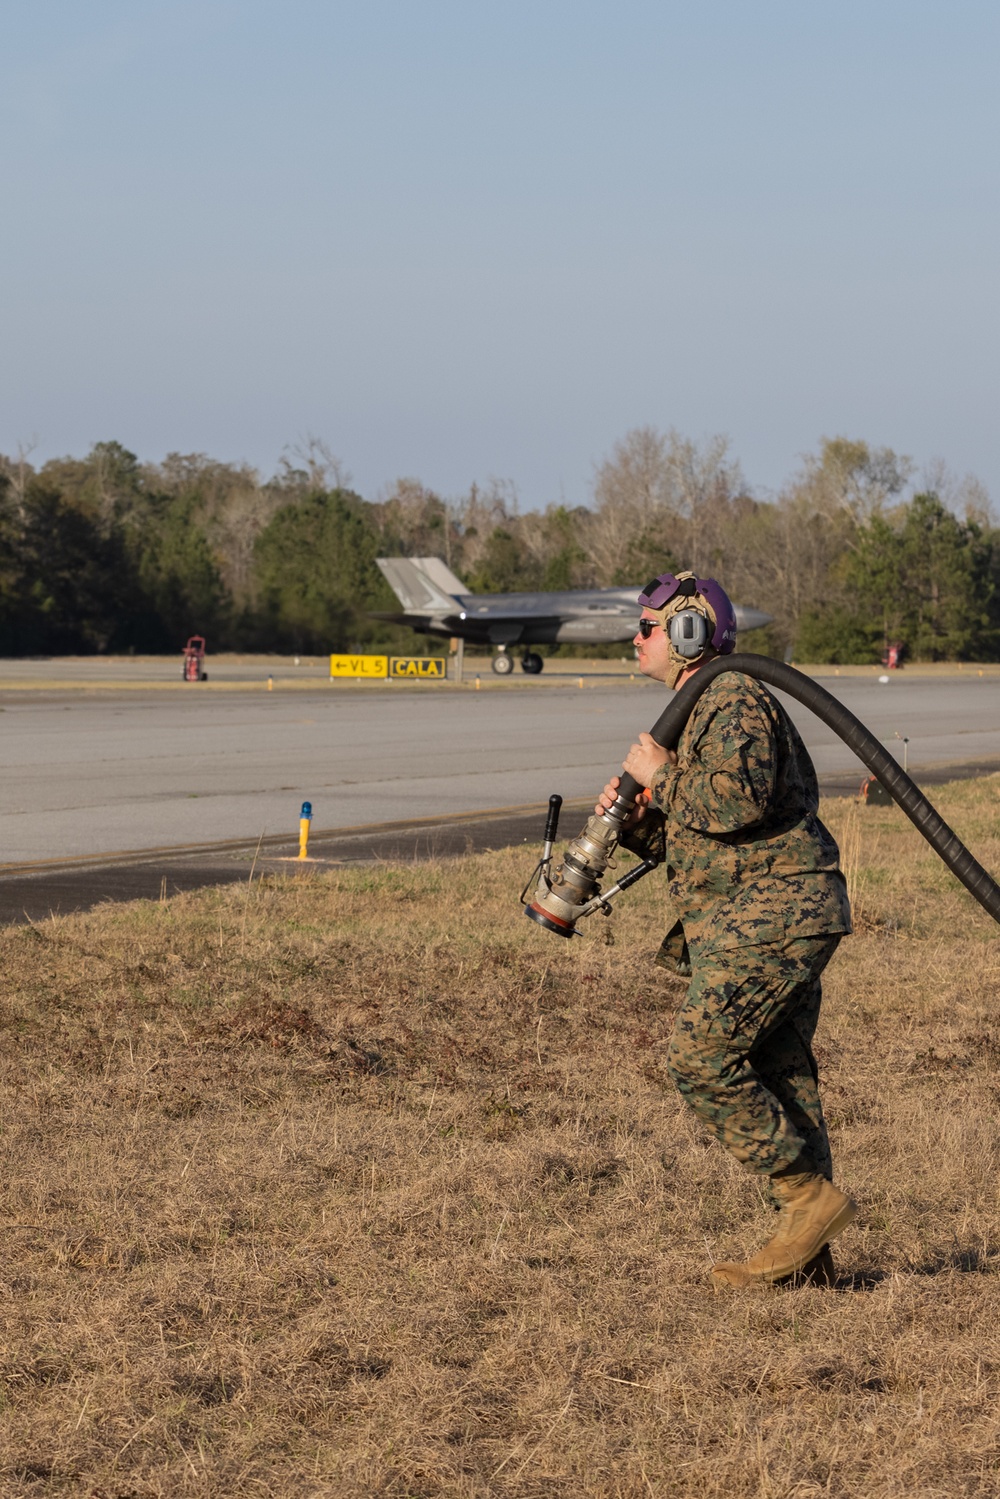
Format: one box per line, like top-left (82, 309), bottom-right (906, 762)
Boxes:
top-left (832, 1246), bottom-right (999, 1290)
top-left (833, 1268), bottom-right (890, 1291)
top-left (910, 1246), bottom-right (1000, 1276)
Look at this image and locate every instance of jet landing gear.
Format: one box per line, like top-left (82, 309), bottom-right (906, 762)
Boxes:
top-left (490, 649), bottom-right (543, 675)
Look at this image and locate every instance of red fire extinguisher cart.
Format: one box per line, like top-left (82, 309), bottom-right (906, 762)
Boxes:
top-left (182, 636), bottom-right (207, 681)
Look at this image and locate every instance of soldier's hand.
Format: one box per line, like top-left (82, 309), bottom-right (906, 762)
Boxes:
top-left (595, 775), bottom-right (651, 826)
top-left (623, 732), bottom-right (675, 788)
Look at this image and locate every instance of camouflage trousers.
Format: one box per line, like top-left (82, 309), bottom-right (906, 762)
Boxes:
top-left (665, 936), bottom-right (841, 1184)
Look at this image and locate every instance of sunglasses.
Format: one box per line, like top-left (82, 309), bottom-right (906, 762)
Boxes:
top-left (636, 618), bottom-right (661, 639)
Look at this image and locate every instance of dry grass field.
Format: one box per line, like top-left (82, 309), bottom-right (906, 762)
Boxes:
top-left (2, 777), bottom-right (999, 1497)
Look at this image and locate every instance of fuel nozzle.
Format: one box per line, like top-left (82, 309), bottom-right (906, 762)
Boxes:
top-left (522, 780), bottom-right (658, 937)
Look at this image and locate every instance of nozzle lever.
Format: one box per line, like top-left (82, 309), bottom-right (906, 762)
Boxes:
top-left (543, 793), bottom-right (562, 856)
top-left (576, 856), bottom-right (661, 920)
top-left (519, 792), bottom-right (566, 908)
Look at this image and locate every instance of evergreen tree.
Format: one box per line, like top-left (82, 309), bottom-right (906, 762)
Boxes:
top-left (252, 490), bottom-right (396, 651)
top-left (118, 492), bottom-right (230, 651)
top-left (466, 526), bottom-right (541, 593)
top-left (797, 492), bottom-right (997, 662)
top-left (3, 481), bottom-right (125, 654)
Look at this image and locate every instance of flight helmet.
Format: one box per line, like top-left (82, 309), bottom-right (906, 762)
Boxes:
top-left (637, 570), bottom-right (737, 687)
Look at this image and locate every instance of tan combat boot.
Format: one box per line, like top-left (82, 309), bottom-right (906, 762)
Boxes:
top-left (782, 1243), bottom-right (836, 1288)
top-left (711, 1174), bottom-right (856, 1288)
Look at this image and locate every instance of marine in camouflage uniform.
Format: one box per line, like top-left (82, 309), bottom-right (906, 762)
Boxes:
top-left (623, 670), bottom-right (851, 1189)
top-left (603, 570), bottom-right (857, 1284)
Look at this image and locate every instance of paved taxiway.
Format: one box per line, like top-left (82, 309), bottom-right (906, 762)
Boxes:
top-left (2, 667), bottom-right (998, 866)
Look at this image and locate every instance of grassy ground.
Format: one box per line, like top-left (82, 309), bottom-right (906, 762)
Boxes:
top-left (2, 778), bottom-right (999, 1497)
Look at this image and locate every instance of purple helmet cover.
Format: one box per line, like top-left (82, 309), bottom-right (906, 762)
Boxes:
top-left (636, 572), bottom-right (737, 655)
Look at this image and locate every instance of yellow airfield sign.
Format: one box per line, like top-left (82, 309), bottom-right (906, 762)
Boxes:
top-left (329, 654), bottom-right (388, 679)
top-left (390, 656), bottom-right (446, 680)
top-left (328, 654), bottom-right (446, 679)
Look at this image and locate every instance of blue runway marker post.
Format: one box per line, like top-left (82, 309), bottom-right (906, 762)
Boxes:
top-left (298, 800), bottom-right (313, 860)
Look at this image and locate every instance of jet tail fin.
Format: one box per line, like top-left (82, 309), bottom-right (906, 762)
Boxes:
top-left (376, 557), bottom-right (466, 614)
top-left (413, 556), bottom-right (467, 597)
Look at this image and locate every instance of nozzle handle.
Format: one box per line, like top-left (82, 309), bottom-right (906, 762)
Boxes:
top-left (615, 855), bottom-right (661, 891)
top-left (544, 793), bottom-right (563, 845)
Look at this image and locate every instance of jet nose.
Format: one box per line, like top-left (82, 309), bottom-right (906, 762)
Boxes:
top-left (735, 607), bottom-right (772, 632)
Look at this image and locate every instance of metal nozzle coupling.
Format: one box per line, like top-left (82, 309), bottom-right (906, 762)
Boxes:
top-left (523, 792), bottom-right (641, 937)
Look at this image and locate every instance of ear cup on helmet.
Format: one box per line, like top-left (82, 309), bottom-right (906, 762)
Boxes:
top-left (668, 609), bottom-right (709, 659)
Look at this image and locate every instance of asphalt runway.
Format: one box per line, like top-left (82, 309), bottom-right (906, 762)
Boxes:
top-left (0, 804), bottom-right (584, 925)
top-left (1, 680), bottom-right (661, 862)
top-left (1, 665), bottom-right (998, 922)
top-left (0, 655), bottom-right (335, 686)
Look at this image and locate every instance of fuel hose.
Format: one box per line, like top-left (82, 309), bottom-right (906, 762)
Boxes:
top-left (617, 653), bottom-right (1000, 926)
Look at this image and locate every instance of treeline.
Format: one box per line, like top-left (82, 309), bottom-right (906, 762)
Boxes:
top-left (0, 432), bottom-right (997, 661)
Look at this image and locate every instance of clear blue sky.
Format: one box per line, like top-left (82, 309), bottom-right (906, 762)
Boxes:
top-left (3, 1), bottom-right (997, 509)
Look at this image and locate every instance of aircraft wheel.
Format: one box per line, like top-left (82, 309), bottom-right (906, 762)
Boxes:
top-left (491, 653), bottom-right (514, 675)
top-left (521, 653), bottom-right (544, 674)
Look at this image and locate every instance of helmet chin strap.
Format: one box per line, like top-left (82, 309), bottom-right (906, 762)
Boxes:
top-left (664, 654), bottom-right (691, 690)
top-left (664, 644), bottom-right (720, 690)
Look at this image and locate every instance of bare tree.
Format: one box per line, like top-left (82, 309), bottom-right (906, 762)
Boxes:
top-left (588, 426), bottom-right (745, 583)
top-left (373, 478), bottom-right (457, 569)
top-left (795, 437), bottom-right (912, 526)
top-left (1, 439), bottom-right (38, 522)
top-left (279, 435), bottom-right (352, 492)
top-left (920, 457), bottom-right (994, 527)
top-left (207, 483), bottom-right (288, 605)
top-left (732, 437), bottom-right (914, 651)
top-left (450, 479), bottom-right (519, 578)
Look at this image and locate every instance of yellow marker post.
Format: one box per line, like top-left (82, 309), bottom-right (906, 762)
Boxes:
top-left (298, 800), bottom-right (313, 860)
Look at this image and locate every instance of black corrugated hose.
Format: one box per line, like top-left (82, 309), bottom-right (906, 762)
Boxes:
top-left (613, 653), bottom-right (1000, 926)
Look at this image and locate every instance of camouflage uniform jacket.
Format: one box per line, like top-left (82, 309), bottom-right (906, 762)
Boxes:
top-left (623, 670), bottom-right (851, 969)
